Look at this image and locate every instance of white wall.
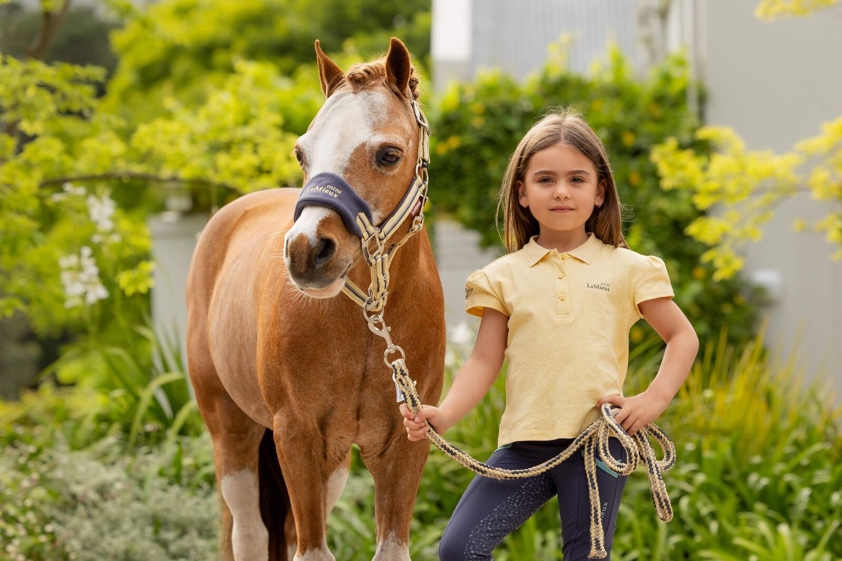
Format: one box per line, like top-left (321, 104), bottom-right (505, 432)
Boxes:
top-left (702, 0), bottom-right (842, 389)
top-left (148, 214), bottom-right (207, 368)
top-left (435, 219), bottom-right (502, 330)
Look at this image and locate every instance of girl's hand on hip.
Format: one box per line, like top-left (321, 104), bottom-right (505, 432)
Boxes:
top-left (399, 403), bottom-right (444, 442)
top-left (596, 391), bottom-right (670, 436)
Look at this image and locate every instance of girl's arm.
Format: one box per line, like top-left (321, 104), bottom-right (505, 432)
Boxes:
top-left (598, 296), bottom-right (698, 435)
top-left (401, 307), bottom-right (508, 441)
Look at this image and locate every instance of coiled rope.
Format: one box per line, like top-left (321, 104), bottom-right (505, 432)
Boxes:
top-left (390, 356), bottom-right (676, 559)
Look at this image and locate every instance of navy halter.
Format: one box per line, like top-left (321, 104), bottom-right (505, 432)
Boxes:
top-left (293, 172), bottom-right (373, 238)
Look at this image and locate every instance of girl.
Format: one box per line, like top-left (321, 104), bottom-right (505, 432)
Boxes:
top-left (401, 109), bottom-right (698, 560)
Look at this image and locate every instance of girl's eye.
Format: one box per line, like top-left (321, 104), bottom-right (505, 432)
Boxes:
top-left (538, 177), bottom-right (553, 183)
top-left (571, 176), bottom-right (585, 183)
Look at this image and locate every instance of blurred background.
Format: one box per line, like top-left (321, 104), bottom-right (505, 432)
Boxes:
top-left (1, 0), bottom-right (840, 559)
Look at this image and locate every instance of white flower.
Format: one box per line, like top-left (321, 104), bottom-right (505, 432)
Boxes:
top-left (50, 182), bottom-right (87, 202)
top-left (59, 246), bottom-right (109, 308)
top-left (86, 192), bottom-right (116, 233)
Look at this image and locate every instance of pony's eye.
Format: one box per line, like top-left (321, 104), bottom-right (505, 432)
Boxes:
top-left (293, 147), bottom-right (305, 167)
top-left (377, 148), bottom-right (402, 167)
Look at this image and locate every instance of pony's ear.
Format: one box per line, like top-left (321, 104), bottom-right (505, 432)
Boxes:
top-left (315, 40), bottom-right (344, 98)
top-left (385, 37), bottom-right (412, 99)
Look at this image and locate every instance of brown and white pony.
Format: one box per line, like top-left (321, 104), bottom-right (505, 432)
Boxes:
top-left (186, 38), bottom-right (445, 561)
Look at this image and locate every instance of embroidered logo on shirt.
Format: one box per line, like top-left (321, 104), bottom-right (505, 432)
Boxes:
top-left (587, 282), bottom-right (610, 292)
top-left (465, 287), bottom-right (473, 300)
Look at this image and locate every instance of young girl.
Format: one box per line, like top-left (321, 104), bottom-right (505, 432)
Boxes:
top-left (401, 109), bottom-right (698, 560)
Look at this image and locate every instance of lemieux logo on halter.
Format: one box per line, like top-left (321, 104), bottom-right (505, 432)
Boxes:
top-left (307, 184), bottom-right (342, 198)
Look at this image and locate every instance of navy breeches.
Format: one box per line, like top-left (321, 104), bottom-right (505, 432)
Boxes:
top-left (439, 437), bottom-right (628, 561)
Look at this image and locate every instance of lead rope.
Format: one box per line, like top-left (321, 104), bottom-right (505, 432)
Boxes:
top-left (342, 101), bottom-right (676, 559)
top-left (366, 312), bottom-right (676, 560)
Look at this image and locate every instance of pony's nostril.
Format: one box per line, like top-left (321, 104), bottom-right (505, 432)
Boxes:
top-left (314, 238), bottom-right (336, 266)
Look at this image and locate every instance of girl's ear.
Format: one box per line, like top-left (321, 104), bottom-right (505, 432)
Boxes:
top-left (596, 179), bottom-right (607, 208)
top-left (516, 180), bottom-right (528, 208)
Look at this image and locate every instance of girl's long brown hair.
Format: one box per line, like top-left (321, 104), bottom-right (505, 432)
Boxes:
top-left (497, 108), bottom-right (627, 253)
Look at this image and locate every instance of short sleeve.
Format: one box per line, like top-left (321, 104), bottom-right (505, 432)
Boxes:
top-left (634, 256), bottom-right (674, 314)
top-left (464, 270), bottom-right (509, 318)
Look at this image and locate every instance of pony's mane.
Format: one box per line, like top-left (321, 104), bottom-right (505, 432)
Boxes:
top-left (345, 59), bottom-right (420, 100)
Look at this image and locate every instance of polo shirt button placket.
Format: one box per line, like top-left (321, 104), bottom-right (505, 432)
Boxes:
top-left (556, 254), bottom-right (570, 316)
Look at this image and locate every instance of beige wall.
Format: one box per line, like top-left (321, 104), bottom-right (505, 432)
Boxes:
top-left (702, 0), bottom-right (842, 390)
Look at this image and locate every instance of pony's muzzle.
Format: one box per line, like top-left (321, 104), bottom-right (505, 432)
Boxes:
top-left (283, 223), bottom-right (350, 298)
top-left (285, 232), bottom-right (336, 284)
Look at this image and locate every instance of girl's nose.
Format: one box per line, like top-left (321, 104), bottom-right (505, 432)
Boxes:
top-left (553, 185), bottom-right (570, 199)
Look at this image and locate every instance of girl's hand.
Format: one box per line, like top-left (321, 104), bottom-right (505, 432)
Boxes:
top-left (399, 403), bottom-right (447, 441)
top-left (596, 391), bottom-right (670, 436)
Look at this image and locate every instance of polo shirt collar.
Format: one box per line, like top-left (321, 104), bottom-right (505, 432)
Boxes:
top-left (523, 233), bottom-right (604, 267)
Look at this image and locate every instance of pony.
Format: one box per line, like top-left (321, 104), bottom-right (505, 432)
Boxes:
top-left (186, 38), bottom-right (445, 561)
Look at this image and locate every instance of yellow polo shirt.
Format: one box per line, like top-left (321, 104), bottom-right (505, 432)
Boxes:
top-left (465, 234), bottom-right (674, 446)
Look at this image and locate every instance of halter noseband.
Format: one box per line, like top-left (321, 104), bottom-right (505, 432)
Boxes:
top-left (292, 99), bottom-right (431, 313)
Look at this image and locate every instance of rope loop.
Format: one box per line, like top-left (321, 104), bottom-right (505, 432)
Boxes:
top-left (391, 356), bottom-right (676, 560)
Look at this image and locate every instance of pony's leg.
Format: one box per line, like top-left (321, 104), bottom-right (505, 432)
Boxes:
top-left (272, 418), bottom-right (349, 561)
top-left (194, 377), bottom-right (270, 561)
top-left (361, 432), bottom-right (429, 561)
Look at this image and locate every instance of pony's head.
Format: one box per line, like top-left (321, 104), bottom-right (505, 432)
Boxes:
top-left (284, 38), bottom-right (423, 299)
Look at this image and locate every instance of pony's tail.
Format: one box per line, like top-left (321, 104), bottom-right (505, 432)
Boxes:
top-left (259, 428), bottom-right (294, 561)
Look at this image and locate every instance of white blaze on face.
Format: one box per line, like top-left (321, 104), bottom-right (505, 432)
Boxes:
top-left (221, 470), bottom-right (269, 561)
top-left (285, 206), bottom-right (333, 252)
top-left (287, 91), bottom-right (389, 246)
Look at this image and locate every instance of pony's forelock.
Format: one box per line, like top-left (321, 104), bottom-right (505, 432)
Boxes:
top-left (345, 59), bottom-right (420, 99)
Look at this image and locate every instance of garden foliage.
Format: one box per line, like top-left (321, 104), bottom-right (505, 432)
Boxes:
top-left (4, 331), bottom-right (839, 560)
top-left (651, 1), bottom-right (842, 281)
top-left (1, 1), bottom-right (838, 559)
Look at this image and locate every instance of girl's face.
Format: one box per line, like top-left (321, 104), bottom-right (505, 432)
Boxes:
top-left (517, 143), bottom-right (605, 246)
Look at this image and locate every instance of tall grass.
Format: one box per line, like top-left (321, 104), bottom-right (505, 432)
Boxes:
top-left (1, 320), bottom-right (203, 449)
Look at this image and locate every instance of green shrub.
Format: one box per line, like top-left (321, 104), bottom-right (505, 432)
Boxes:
top-left (0, 432), bottom-right (217, 561)
top-left (4, 320), bottom-right (205, 449)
